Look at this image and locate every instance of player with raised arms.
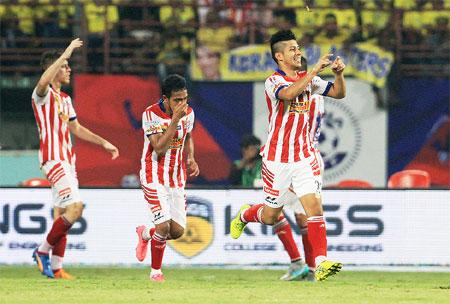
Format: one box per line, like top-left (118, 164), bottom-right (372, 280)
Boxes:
top-left (230, 30), bottom-right (346, 281)
top-left (32, 38), bottom-right (119, 279)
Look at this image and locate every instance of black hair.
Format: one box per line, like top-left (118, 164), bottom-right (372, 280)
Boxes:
top-left (240, 134), bottom-right (261, 149)
top-left (161, 74), bottom-right (187, 98)
top-left (40, 50), bottom-right (62, 71)
top-left (270, 30), bottom-right (296, 64)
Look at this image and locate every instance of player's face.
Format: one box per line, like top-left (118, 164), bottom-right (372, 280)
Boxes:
top-left (167, 89), bottom-right (188, 110)
top-left (281, 40), bottom-right (302, 69)
top-left (56, 60), bottom-right (71, 85)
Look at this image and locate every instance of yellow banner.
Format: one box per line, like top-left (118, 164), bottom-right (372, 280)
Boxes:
top-left (191, 43), bottom-right (394, 88)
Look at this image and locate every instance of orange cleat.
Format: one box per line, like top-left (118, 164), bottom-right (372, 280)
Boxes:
top-left (150, 273), bottom-right (165, 282)
top-left (53, 268), bottom-right (75, 280)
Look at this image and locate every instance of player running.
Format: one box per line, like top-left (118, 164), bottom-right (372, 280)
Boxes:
top-left (32, 38), bottom-right (119, 279)
top-left (230, 30), bottom-right (346, 281)
top-left (278, 58), bottom-right (326, 281)
top-left (135, 74), bottom-right (199, 282)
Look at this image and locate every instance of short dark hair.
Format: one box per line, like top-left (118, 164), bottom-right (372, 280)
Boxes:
top-left (40, 50), bottom-right (62, 71)
top-left (240, 134), bottom-right (261, 149)
top-left (161, 74), bottom-right (187, 98)
top-left (270, 30), bottom-right (296, 64)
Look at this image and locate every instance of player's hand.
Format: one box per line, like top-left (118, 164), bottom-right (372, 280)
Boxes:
top-left (331, 56), bottom-right (345, 75)
top-left (103, 141), bottom-right (119, 159)
top-left (63, 38), bottom-right (83, 59)
top-left (172, 101), bottom-right (188, 121)
top-left (312, 54), bottom-right (332, 74)
top-left (187, 158), bottom-right (199, 177)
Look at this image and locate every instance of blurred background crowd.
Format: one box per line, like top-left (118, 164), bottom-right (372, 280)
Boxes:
top-left (1, 0), bottom-right (448, 79)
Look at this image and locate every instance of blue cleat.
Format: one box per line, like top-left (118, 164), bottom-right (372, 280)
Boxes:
top-left (32, 248), bottom-right (54, 278)
top-left (280, 261), bottom-right (310, 281)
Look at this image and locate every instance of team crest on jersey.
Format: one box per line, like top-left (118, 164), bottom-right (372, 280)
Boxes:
top-left (169, 197), bottom-right (214, 258)
top-left (319, 99), bottom-right (362, 182)
top-left (289, 99), bottom-right (310, 114)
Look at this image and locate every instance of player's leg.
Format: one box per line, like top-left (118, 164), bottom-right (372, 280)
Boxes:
top-left (167, 187), bottom-right (187, 240)
top-left (135, 184), bottom-right (159, 262)
top-left (33, 161), bottom-right (83, 279)
top-left (136, 183), bottom-right (170, 282)
top-left (278, 191), bottom-right (309, 281)
top-left (295, 212), bottom-right (315, 281)
top-left (50, 207), bottom-right (73, 279)
top-left (230, 160), bottom-right (289, 239)
top-left (293, 158), bottom-right (342, 281)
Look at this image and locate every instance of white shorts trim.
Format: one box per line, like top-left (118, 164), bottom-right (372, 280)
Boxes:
top-left (42, 160), bottom-right (81, 208)
top-left (262, 155), bottom-right (322, 208)
top-left (141, 182), bottom-right (187, 228)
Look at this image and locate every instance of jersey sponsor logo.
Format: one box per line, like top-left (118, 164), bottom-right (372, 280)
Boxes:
top-left (169, 138), bottom-right (183, 149)
top-left (169, 197), bottom-right (214, 258)
top-left (263, 186), bottom-right (279, 197)
top-left (145, 120), bottom-right (164, 135)
top-left (289, 100), bottom-right (310, 114)
top-left (319, 99), bottom-right (362, 182)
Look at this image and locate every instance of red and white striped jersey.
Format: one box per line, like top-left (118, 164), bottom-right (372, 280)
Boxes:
top-left (308, 94), bottom-right (325, 150)
top-left (31, 86), bottom-right (77, 166)
top-left (261, 69), bottom-right (332, 163)
top-left (140, 100), bottom-right (195, 188)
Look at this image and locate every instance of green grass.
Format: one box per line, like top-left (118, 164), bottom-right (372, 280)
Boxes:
top-left (1, 266), bottom-right (449, 304)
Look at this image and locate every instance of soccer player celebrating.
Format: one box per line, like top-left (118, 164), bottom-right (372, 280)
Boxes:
top-left (230, 30), bottom-right (346, 281)
top-left (32, 38), bottom-right (119, 279)
top-left (135, 74), bottom-right (199, 282)
top-left (278, 58), bottom-right (326, 281)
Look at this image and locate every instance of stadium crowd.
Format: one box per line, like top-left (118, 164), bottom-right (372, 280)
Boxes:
top-left (1, 0), bottom-right (449, 77)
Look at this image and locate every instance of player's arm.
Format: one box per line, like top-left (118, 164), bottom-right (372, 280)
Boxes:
top-left (149, 101), bottom-right (188, 156)
top-left (325, 56), bottom-right (346, 99)
top-left (185, 132), bottom-right (199, 177)
top-left (277, 54), bottom-right (333, 101)
top-left (68, 119), bottom-right (119, 159)
top-left (35, 38), bottom-right (83, 97)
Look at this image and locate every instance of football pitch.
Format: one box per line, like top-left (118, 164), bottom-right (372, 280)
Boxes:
top-left (1, 266), bottom-right (449, 304)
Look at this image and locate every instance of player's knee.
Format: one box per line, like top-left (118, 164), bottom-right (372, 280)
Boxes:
top-left (155, 222), bottom-right (170, 237)
top-left (170, 228), bottom-right (184, 240)
top-left (65, 202), bottom-right (84, 221)
top-left (307, 206), bottom-right (323, 217)
top-left (263, 214), bottom-right (278, 225)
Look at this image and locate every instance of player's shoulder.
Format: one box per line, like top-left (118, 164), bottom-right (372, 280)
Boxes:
top-left (187, 106), bottom-right (194, 115)
top-left (145, 102), bottom-right (163, 115)
top-left (265, 71), bottom-right (284, 84)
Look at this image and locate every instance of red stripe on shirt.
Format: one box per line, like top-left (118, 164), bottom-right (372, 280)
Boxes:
top-left (145, 144), bottom-right (154, 184)
top-left (49, 95), bottom-right (55, 161)
top-left (267, 101), bottom-right (285, 161)
top-left (281, 111), bottom-right (295, 162)
top-left (157, 155), bottom-right (165, 185)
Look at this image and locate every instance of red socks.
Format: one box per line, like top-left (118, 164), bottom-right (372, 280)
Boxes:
top-left (151, 232), bottom-right (166, 270)
top-left (241, 204), bottom-right (264, 223)
top-left (300, 226), bottom-right (314, 268)
top-left (274, 215), bottom-right (301, 262)
top-left (52, 232), bottom-right (67, 257)
top-left (307, 216), bottom-right (327, 266)
top-left (46, 216), bottom-right (72, 246)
